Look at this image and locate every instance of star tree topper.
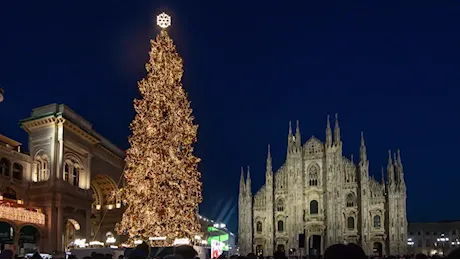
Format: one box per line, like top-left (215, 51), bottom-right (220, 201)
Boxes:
top-left (157, 12), bottom-right (171, 29)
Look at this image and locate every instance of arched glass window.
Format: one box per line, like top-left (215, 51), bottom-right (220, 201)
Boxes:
top-left (346, 193), bottom-right (356, 207)
top-left (347, 216), bottom-right (355, 229)
top-left (12, 163), bottom-right (23, 181)
top-left (277, 199), bottom-right (284, 212)
top-left (310, 200), bottom-right (319, 214)
top-left (277, 220), bottom-right (284, 232)
top-left (72, 167), bottom-right (79, 186)
top-left (374, 215), bottom-right (381, 228)
top-left (308, 165), bottom-right (318, 186)
top-left (41, 160), bottom-right (48, 181)
top-left (256, 221), bottom-right (262, 233)
top-left (64, 163), bottom-right (70, 182)
top-left (0, 158), bottom-right (10, 176)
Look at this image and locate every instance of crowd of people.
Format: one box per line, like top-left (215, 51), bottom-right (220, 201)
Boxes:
top-left (1, 242), bottom-right (460, 259)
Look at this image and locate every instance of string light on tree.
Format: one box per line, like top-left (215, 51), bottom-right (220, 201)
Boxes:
top-left (115, 13), bottom-right (202, 246)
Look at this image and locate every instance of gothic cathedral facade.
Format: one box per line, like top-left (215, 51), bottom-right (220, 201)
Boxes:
top-left (238, 115), bottom-right (407, 257)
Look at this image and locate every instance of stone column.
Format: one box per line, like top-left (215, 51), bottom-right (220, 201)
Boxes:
top-left (85, 209), bottom-right (92, 241)
top-left (56, 206), bottom-right (64, 252)
top-left (43, 206), bottom-right (55, 253)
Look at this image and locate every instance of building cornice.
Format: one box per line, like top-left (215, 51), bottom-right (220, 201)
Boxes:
top-left (63, 120), bottom-right (99, 145)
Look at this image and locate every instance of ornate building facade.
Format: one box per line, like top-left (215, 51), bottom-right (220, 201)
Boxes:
top-left (238, 115), bottom-right (407, 257)
top-left (0, 104), bottom-right (125, 254)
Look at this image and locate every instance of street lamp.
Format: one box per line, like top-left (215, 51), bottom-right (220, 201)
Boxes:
top-left (452, 239), bottom-right (460, 246)
top-left (436, 234), bottom-right (449, 255)
top-left (407, 238), bottom-right (415, 254)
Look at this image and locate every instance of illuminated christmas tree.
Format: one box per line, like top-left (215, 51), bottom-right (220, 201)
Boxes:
top-left (115, 13), bottom-right (202, 246)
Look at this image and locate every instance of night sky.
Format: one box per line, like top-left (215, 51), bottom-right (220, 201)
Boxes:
top-left (1, 1), bottom-right (460, 233)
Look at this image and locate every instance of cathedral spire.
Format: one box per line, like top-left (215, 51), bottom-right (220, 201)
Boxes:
top-left (334, 113), bottom-right (341, 145)
top-left (295, 120), bottom-right (301, 147)
top-left (288, 121), bottom-right (292, 136)
top-left (326, 114), bottom-right (332, 146)
top-left (360, 131), bottom-right (367, 162)
top-left (381, 166), bottom-right (385, 185)
top-left (246, 166), bottom-right (251, 194)
top-left (387, 150), bottom-right (395, 186)
top-left (397, 149), bottom-right (405, 185)
top-left (239, 166), bottom-right (245, 194)
top-left (266, 144), bottom-right (273, 174)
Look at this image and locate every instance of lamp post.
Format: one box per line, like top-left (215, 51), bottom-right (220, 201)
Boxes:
top-left (436, 234), bottom-right (449, 255)
top-left (451, 239), bottom-right (460, 247)
top-left (407, 238), bottom-right (415, 254)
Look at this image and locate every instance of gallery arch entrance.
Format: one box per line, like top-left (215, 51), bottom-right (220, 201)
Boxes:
top-left (373, 242), bottom-right (383, 257)
top-left (18, 225), bottom-right (40, 255)
top-left (64, 219), bottom-right (81, 250)
top-left (308, 235), bottom-right (321, 257)
top-left (0, 221), bottom-right (15, 251)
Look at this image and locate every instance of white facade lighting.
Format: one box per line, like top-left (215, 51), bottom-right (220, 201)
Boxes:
top-left (134, 240), bottom-right (143, 245)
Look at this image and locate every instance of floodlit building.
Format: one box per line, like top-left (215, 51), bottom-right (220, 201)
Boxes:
top-left (238, 117), bottom-right (408, 257)
top-left (0, 104), bottom-right (125, 254)
top-left (407, 221), bottom-right (460, 256)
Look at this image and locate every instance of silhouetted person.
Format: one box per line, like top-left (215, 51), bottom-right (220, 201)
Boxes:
top-left (415, 253), bottom-right (428, 259)
top-left (0, 249), bottom-right (14, 259)
top-left (31, 252), bottom-right (42, 259)
top-left (347, 243), bottom-right (367, 258)
top-left (273, 250), bottom-right (286, 259)
top-left (175, 245), bottom-right (198, 259)
top-left (324, 244), bottom-right (357, 259)
top-left (247, 253), bottom-right (257, 259)
top-left (92, 253), bottom-right (105, 259)
top-left (447, 247), bottom-right (460, 258)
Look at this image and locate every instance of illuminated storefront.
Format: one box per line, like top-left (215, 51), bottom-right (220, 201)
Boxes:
top-left (0, 196), bottom-right (45, 255)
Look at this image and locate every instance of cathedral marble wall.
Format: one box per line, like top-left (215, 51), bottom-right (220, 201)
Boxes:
top-left (238, 117), bottom-right (408, 257)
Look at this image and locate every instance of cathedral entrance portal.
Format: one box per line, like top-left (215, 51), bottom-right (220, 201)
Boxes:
top-left (308, 235), bottom-right (321, 257)
top-left (256, 245), bottom-right (263, 257)
top-left (373, 242), bottom-right (383, 257)
top-left (277, 244), bottom-right (285, 252)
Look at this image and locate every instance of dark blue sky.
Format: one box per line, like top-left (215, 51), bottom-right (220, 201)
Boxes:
top-left (1, 0), bottom-right (460, 233)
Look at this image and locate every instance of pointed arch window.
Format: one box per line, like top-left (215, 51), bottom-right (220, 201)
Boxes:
top-left (276, 199), bottom-right (284, 212)
top-left (277, 220), bottom-right (284, 232)
top-left (310, 200), bottom-right (319, 214)
top-left (374, 215), bottom-right (381, 228)
top-left (308, 165), bottom-right (318, 186)
top-left (347, 216), bottom-right (355, 229)
top-left (346, 193), bottom-right (356, 207)
top-left (0, 158), bottom-right (10, 177)
top-left (256, 221), bottom-right (262, 233)
top-left (12, 163), bottom-right (23, 181)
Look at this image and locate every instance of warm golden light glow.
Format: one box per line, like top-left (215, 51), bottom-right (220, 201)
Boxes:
top-left (115, 22), bottom-right (202, 246)
top-left (0, 205), bottom-right (45, 225)
top-left (157, 12), bottom-right (171, 29)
